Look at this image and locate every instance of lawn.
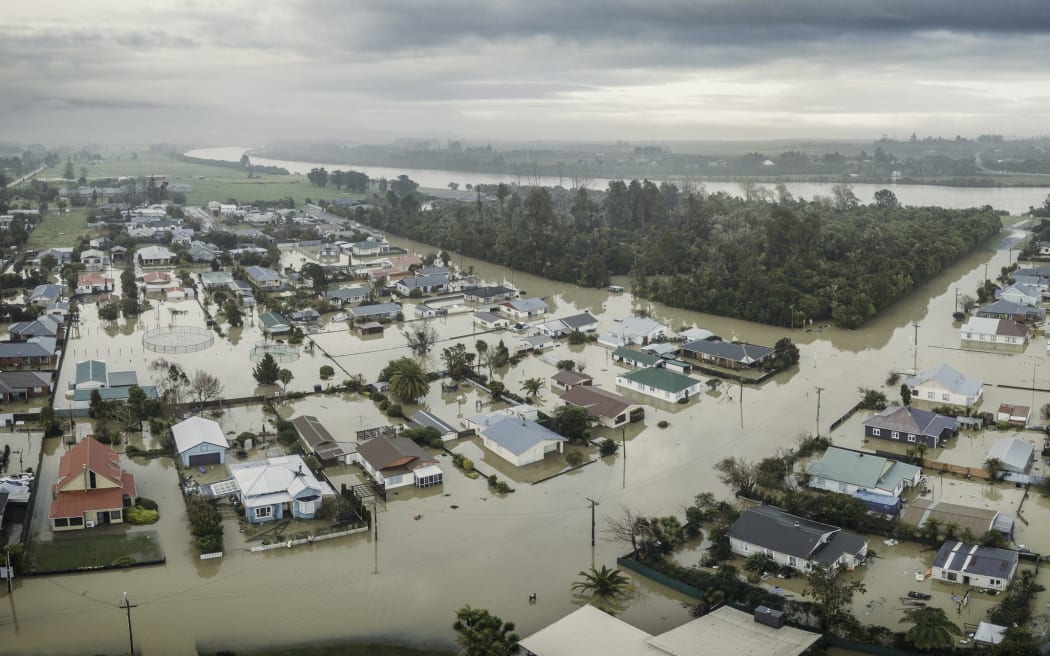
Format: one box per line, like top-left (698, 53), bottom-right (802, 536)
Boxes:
top-left (26, 530), bottom-right (164, 573)
top-left (25, 209), bottom-right (101, 250)
top-left (200, 641), bottom-right (454, 656)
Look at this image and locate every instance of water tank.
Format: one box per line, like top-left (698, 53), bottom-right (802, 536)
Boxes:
top-left (753, 606), bottom-right (785, 628)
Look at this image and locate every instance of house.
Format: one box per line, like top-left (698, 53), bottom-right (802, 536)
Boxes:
top-left (350, 303), bottom-right (401, 321)
top-left (932, 541), bottom-right (1019, 591)
top-left (108, 370), bottom-right (139, 388)
top-left (517, 334), bottom-right (554, 354)
top-left (473, 311), bottom-right (510, 330)
top-left (985, 437), bottom-right (1034, 474)
top-left (74, 273), bottom-right (114, 295)
top-left (142, 271), bottom-right (174, 292)
top-left (187, 242), bottom-right (222, 263)
top-left (0, 337), bottom-right (58, 368)
top-left (80, 248), bottom-right (107, 271)
top-left (678, 338), bottom-right (775, 370)
top-left (199, 271), bottom-right (234, 290)
top-left (976, 299), bottom-right (1045, 323)
top-left (8, 316), bottom-right (61, 341)
top-left (395, 272), bottom-right (449, 296)
top-left (863, 405), bottom-right (959, 448)
top-left (728, 505), bottom-right (867, 574)
top-left (806, 446), bottom-right (922, 498)
top-left (612, 346), bottom-right (662, 369)
top-left (228, 280), bottom-right (256, 306)
top-left (110, 245), bottom-right (128, 261)
top-left (135, 245), bottom-right (175, 267)
top-left (257, 311), bottom-right (291, 336)
top-left (27, 283), bottom-right (62, 307)
top-left (904, 364), bottom-right (983, 408)
top-left (350, 237), bottom-right (390, 257)
top-left (326, 286), bottom-right (371, 307)
top-left (49, 437), bottom-right (136, 532)
top-left (973, 622), bottom-right (1008, 647)
top-left (597, 316), bottom-right (669, 348)
top-left (287, 309), bottom-right (320, 324)
top-left (995, 282), bottom-right (1042, 307)
top-left (536, 312), bottom-right (600, 337)
top-left (243, 266), bottom-right (282, 289)
top-left (900, 499), bottom-right (1015, 539)
top-left (90, 236), bottom-right (111, 249)
top-left (997, 403), bottom-right (1031, 427)
top-left (551, 370), bottom-right (593, 390)
top-left (519, 604), bottom-right (821, 656)
top-left (355, 436), bottom-right (443, 490)
top-left (502, 297), bottom-right (549, 319)
top-left (679, 326), bottom-right (716, 342)
top-left (561, 385), bottom-right (645, 428)
top-left (72, 360), bottom-right (108, 392)
top-left (172, 416), bottom-right (230, 467)
top-left (463, 285), bottom-right (518, 303)
top-left (411, 410), bottom-right (459, 442)
top-left (70, 386), bottom-right (159, 412)
top-left (414, 304), bottom-right (439, 319)
top-left (0, 371), bottom-right (52, 402)
top-left (229, 455), bottom-right (330, 524)
top-left (290, 415), bottom-right (352, 463)
top-left (959, 317), bottom-right (1028, 351)
top-left (467, 411), bottom-right (568, 467)
top-left (615, 367), bottom-right (702, 403)
top-left (356, 321), bottom-right (385, 336)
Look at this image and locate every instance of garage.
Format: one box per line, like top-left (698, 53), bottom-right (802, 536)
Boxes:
top-left (188, 452), bottom-right (222, 466)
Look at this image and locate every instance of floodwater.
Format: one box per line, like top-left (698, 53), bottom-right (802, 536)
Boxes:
top-left (186, 146), bottom-right (1050, 214)
top-left (6, 221), bottom-right (1050, 654)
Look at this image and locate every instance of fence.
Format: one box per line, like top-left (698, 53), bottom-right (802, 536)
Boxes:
top-left (247, 526), bottom-right (368, 552)
top-left (616, 557), bottom-right (704, 600)
top-left (829, 402), bottom-right (864, 432)
top-left (823, 637), bottom-right (916, 656)
top-left (919, 459), bottom-right (991, 480)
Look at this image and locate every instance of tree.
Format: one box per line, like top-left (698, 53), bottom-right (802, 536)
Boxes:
top-left (223, 302), bottom-right (243, 328)
top-left (441, 343), bottom-right (474, 377)
top-left (390, 174), bottom-right (419, 197)
top-left (190, 370), bottom-right (224, 405)
top-left (126, 385), bottom-right (149, 431)
top-left (714, 456), bottom-right (757, 495)
top-left (98, 302), bottom-right (120, 321)
top-left (63, 158), bottom-right (74, 180)
top-left (603, 507), bottom-right (649, 556)
top-left (301, 262), bottom-right (327, 289)
top-left (39, 254), bottom-right (57, 275)
top-left (900, 383), bottom-right (912, 406)
top-left (386, 357), bottom-right (430, 404)
top-left (277, 369), bottom-right (293, 393)
top-left (150, 359), bottom-right (190, 412)
top-left (572, 565), bottom-right (631, 602)
top-left (404, 320), bottom-right (439, 356)
top-left (520, 377), bottom-right (545, 401)
top-left (771, 337), bottom-right (800, 368)
top-left (549, 405), bottom-right (591, 443)
top-left (307, 167), bottom-right (329, 187)
top-left (858, 387), bottom-right (888, 410)
top-left (804, 565), bottom-right (866, 633)
top-left (253, 353), bottom-right (281, 385)
top-left (985, 457), bottom-right (1005, 482)
top-left (873, 189), bottom-right (900, 209)
top-left (452, 606), bottom-right (519, 656)
top-left (900, 607), bottom-right (961, 651)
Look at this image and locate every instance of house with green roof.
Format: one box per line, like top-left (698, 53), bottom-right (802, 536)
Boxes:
top-left (257, 311), bottom-right (291, 336)
top-left (806, 446), bottom-right (922, 499)
top-left (612, 346), bottom-right (661, 368)
top-left (615, 367), bottom-right (702, 403)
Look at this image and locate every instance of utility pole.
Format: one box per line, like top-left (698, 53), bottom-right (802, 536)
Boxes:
top-left (4, 546), bottom-right (12, 593)
top-left (815, 387), bottom-right (824, 437)
top-left (954, 288), bottom-right (960, 313)
top-left (119, 592), bottom-right (137, 656)
top-left (370, 500), bottom-right (379, 574)
top-left (912, 321), bottom-right (920, 372)
top-left (586, 498), bottom-right (599, 547)
top-left (621, 427), bottom-right (627, 489)
top-left (739, 377), bottom-right (744, 429)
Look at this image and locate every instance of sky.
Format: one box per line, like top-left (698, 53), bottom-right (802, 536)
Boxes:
top-left (3, 0), bottom-right (1050, 145)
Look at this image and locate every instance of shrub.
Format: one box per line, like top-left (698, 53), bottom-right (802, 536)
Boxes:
top-left (112, 556), bottom-right (137, 567)
top-left (379, 400), bottom-right (391, 412)
top-left (320, 365), bottom-right (334, 379)
top-left (428, 437), bottom-right (444, 449)
top-left (657, 420), bottom-right (669, 429)
top-left (386, 404), bottom-right (403, 418)
top-left (136, 497), bottom-right (159, 511)
top-left (462, 458), bottom-right (474, 471)
top-left (451, 453), bottom-right (465, 467)
top-left (599, 439), bottom-right (620, 457)
top-left (277, 428), bottom-right (299, 446)
top-left (565, 449), bottom-right (584, 467)
top-left (125, 505), bottom-right (159, 525)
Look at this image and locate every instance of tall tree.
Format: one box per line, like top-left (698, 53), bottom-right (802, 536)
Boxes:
top-left (252, 353), bottom-right (281, 385)
top-left (386, 357), bottom-right (430, 404)
top-left (900, 607), bottom-right (961, 651)
top-left (452, 606), bottom-right (520, 656)
top-left (404, 320), bottom-right (438, 355)
top-left (804, 565), bottom-right (866, 634)
top-left (520, 377), bottom-right (545, 401)
top-left (190, 370), bottom-right (224, 404)
top-left (277, 368), bottom-right (294, 393)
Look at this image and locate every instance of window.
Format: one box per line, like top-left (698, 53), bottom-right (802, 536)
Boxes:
top-left (110, 510), bottom-right (122, 520)
top-left (989, 579), bottom-right (1000, 586)
top-left (54, 518), bottom-right (69, 527)
top-left (254, 506), bottom-right (273, 520)
top-left (942, 394), bottom-right (949, 401)
top-left (741, 543), bottom-right (749, 552)
top-left (945, 572), bottom-right (957, 581)
top-left (872, 428), bottom-right (881, 436)
top-left (788, 556), bottom-right (797, 567)
top-left (297, 500), bottom-right (314, 515)
top-left (891, 431), bottom-right (900, 440)
top-left (927, 391), bottom-right (935, 399)
top-left (69, 517), bottom-right (84, 526)
top-left (907, 434), bottom-right (917, 443)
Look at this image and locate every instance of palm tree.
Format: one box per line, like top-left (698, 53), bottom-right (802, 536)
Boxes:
top-left (900, 607), bottom-right (961, 651)
top-left (572, 565), bottom-right (631, 602)
top-left (387, 357), bottom-right (430, 404)
top-left (521, 377), bottom-right (545, 401)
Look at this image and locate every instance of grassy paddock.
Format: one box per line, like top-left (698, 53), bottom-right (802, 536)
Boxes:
top-left (26, 530), bottom-right (164, 572)
top-left (199, 641), bottom-right (455, 656)
top-left (25, 209), bottom-right (101, 250)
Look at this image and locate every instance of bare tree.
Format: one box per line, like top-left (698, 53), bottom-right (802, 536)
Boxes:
top-left (714, 456), bottom-right (757, 495)
top-left (404, 319), bottom-right (439, 356)
top-left (602, 506), bottom-right (650, 557)
top-left (150, 358), bottom-right (190, 410)
top-left (190, 370), bottom-right (225, 405)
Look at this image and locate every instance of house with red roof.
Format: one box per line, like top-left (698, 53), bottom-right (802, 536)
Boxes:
top-left (50, 437), bottom-right (136, 531)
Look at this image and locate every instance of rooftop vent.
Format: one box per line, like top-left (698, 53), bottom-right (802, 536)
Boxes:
top-left (753, 606), bottom-right (785, 628)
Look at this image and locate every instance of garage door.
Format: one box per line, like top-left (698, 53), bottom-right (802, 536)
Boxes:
top-left (188, 452), bottom-right (222, 466)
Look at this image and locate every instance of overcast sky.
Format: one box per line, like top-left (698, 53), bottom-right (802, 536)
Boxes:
top-left (3, 0), bottom-right (1050, 145)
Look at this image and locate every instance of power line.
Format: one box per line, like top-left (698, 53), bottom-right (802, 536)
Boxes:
top-left (118, 592), bottom-right (137, 655)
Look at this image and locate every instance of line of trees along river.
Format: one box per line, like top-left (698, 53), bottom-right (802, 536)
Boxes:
top-left (357, 182), bottom-right (1003, 329)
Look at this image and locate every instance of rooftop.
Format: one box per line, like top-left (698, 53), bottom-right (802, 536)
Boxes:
top-left (618, 367), bottom-right (699, 394)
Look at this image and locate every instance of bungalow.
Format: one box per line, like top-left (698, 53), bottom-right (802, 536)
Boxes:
top-left (411, 410), bottom-right (459, 442)
top-left (679, 327), bottom-right (715, 343)
top-left (806, 446), bottom-right (922, 498)
top-left (997, 403), bottom-right (1031, 427)
top-left (415, 304), bottom-right (440, 319)
top-left (536, 312), bottom-right (600, 338)
top-left (1038, 241), bottom-right (1050, 257)
top-left (678, 338), bottom-right (775, 370)
top-left (110, 245), bottom-right (128, 262)
top-left (985, 437), bottom-right (1034, 474)
top-left (75, 273), bottom-right (114, 295)
top-left (615, 367), bottom-right (702, 403)
top-left (395, 272), bottom-right (449, 296)
top-left (187, 242), bottom-right (222, 263)
top-left (904, 364), bottom-right (984, 408)
top-left (142, 271), bottom-right (174, 292)
top-left (960, 317), bottom-right (1028, 351)
top-left (611, 346), bottom-right (662, 369)
top-left (243, 266), bottom-right (282, 290)
top-left (356, 321), bottom-right (385, 336)
top-left (0, 371), bottom-right (52, 402)
top-left (172, 416), bottom-right (230, 467)
top-left (728, 505), bottom-right (868, 574)
top-left (27, 283), bottom-right (62, 307)
top-left (502, 297), bottom-right (549, 320)
top-left (901, 500), bottom-right (1015, 540)
top-left (350, 237), bottom-right (390, 257)
top-left (50, 437), bottom-right (136, 532)
top-left (474, 311), bottom-right (510, 330)
top-left (199, 271), bottom-right (234, 290)
top-left (80, 248), bottom-right (107, 271)
top-left (89, 236), bottom-right (111, 249)
top-left (227, 280), bottom-right (255, 306)
top-left (287, 309), bottom-right (320, 324)
top-left (0, 337), bottom-right (58, 368)
top-left (229, 455), bottom-right (331, 524)
top-left (977, 299), bottom-right (1045, 323)
top-left (561, 385), bottom-right (645, 428)
top-left (257, 311), bottom-right (291, 336)
top-left (8, 316), bottom-right (61, 341)
top-left (996, 283), bottom-right (1042, 307)
top-left (463, 285), bottom-right (518, 303)
top-left (326, 286), bottom-right (371, 307)
top-left (355, 436), bottom-right (443, 489)
top-left (551, 370), bottom-right (593, 390)
top-left (517, 334), bottom-right (554, 355)
top-left (350, 303), bottom-right (401, 322)
top-left (597, 316), bottom-right (669, 348)
top-left (290, 415), bottom-right (353, 463)
top-left (932, 541), bottom-right (1019, 591)
top-left (135, 245), bottom-right (175, 267)
top-left (863, 405), bottom-right (959, 448)
top-left (467, 410), bottom-right (568, 467)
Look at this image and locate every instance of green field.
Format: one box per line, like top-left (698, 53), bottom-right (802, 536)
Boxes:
top-left (26, 530), bottom-right (164, 572)
top-left (25, 209), bottom-right (101, 250)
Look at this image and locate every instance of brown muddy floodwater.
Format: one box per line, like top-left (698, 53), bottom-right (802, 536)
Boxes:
top-left (4, 225), bottom-right (1050, 654)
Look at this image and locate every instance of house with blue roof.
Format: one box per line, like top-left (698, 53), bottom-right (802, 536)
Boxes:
top-left (27, 283), bottom-right (63, 307)
top-left (467, 410), bottom-right (567, 466)
top-left (243, 266), bottom-right (282, 290)
top-left (502, 297), bottom-right (549, 320)
top-left (904, 364), bottom-right (983, 408)
top-left (395, 272), bottom-right (449, 295)
top-left (863, 405), bottom-right (958, 448)
top-left (228, 455), bottom-right (330, 524)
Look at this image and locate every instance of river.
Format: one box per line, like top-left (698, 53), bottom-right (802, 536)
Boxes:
top-left (3, 194), bottom-right (1050, 653)
top-left (187, 146), bottom-right (1050, 215)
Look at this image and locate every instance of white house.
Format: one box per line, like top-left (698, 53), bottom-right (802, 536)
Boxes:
top-left (806, 447), bottom-right (923, 498)
top-left (932, 541), bottom-right (1019, 591)
top-left (355, 436), bottom-right (443, 490)
top-left (135, 245), bottom-right (175, 267)
top-left (473, 311), bottom-right (509, 330)
top-left (727, 505), bottom-right (868, 574)
top-left (960, 317), bottom-right (1028, 352)
top-left (615, 367), bottom-right (702, 403)
top-left (395, 272), bottom-right (448, 296)
top-left (996, 283), bottom-right (1042, 307)
top-left (350, 238), bottom-right (390, 257)
top-left (467, 410), bottom-right (567, 467)
top-left (243, 266), bottom-right (282, 290)
top-left (502, 297), bottom-right (549, 320)
top-left (536, 312), bottom-right (600, 337)
top-left (597, 316), bottom-right (669, 348)
top-left (228, 455), bottom-right (333, 524)
top-left (904, 364), bottom-right (984, 408)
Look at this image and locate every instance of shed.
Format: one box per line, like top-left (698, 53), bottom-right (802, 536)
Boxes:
top-left (985, 437), bottom-right (1035, 474)
top-left (172, 416), bottom-right (230, 467)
